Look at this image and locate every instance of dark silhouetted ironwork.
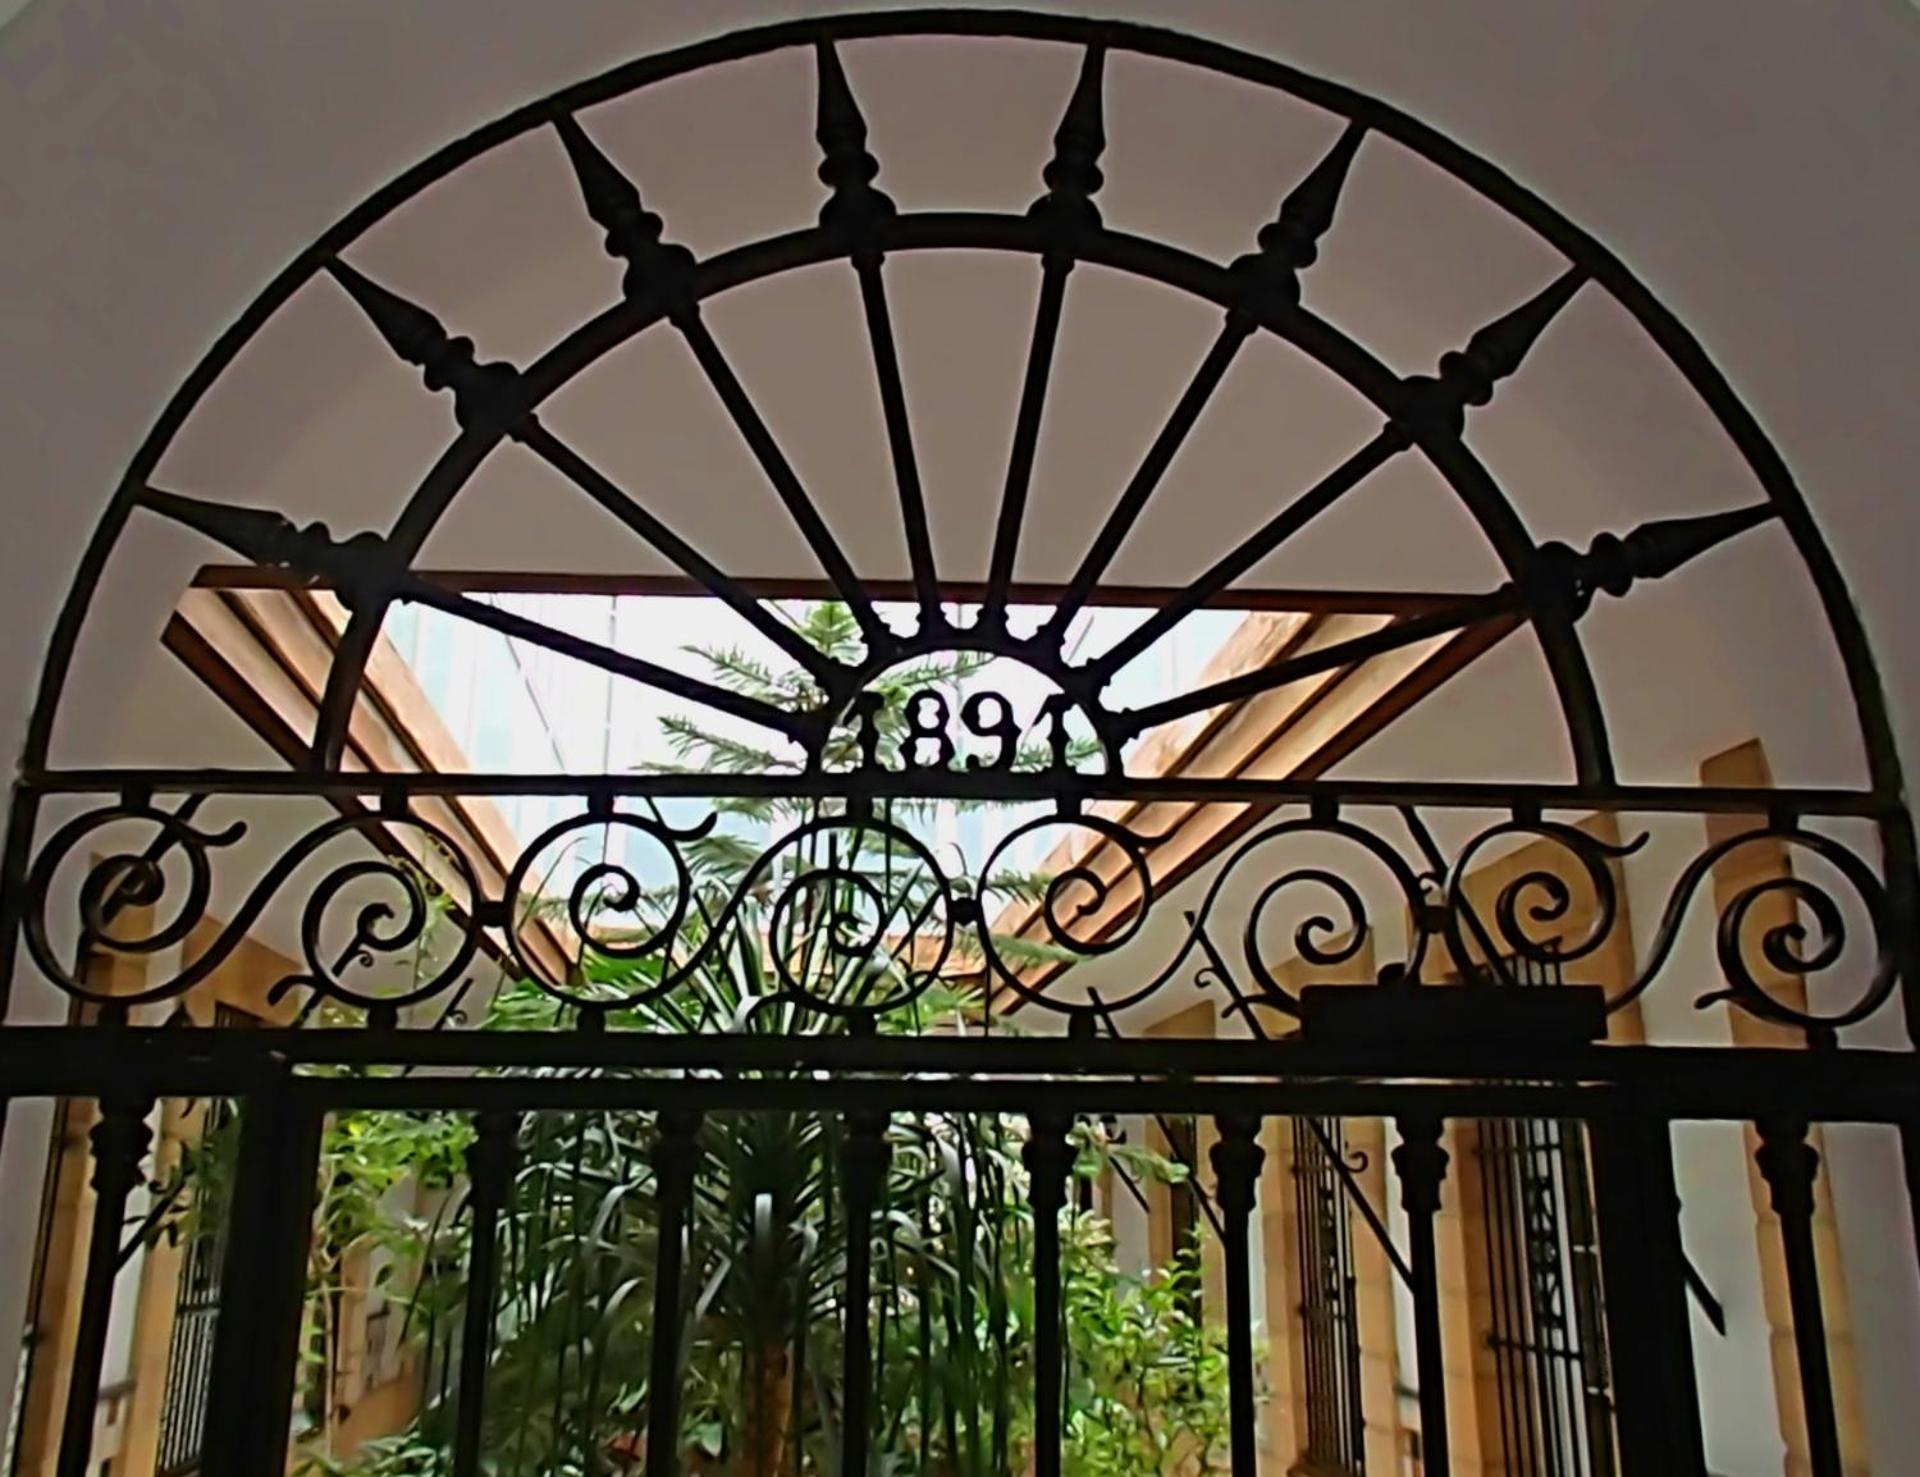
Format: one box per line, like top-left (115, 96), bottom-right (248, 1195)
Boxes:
top-left (0, 13), bottom-right (1914, 1477)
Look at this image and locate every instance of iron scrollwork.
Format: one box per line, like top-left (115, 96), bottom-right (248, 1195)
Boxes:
top-left (16, 788), bottom-right (1902, 1042)
top-left (15, 783), bottom-right (1904, 1037)
top-left (25, 803), bottom-right (484, 1015)
top-left (497, 805), bottom-right (956, 1021)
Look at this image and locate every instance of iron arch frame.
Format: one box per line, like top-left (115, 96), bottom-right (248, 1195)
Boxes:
top-left (8, 10), bottom-right (1902, 788)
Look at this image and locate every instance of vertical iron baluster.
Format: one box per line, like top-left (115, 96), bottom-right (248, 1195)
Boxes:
top-left (917, 1156), bottom-right (934, 1477)
top-left (451, 1110), bottom-right (518, 1477)
top-left (201, 1076), bottom-right (323, 1477)
top-left (1542, 1119), bottom-right (1579, 1475)
top-left (646, 1111), bottom-right (701, 1477)
top-left (1210, 1114), bottom-right (1264, 1477)
top-left (1755, 1117), bottom-right (1843, 1477)
top-left (841, 1111), bottom-right (892, 1477)
top-left (1023, 1112), bottom-right (1073, 1477)
top-left (1904, 1114), bottom-right (1920, 1303)
top-left (54, 1094), bottom-right (151, 1477)
top-left (1290, 1129), bottom-right (1312, 1455)
top-left (1589, 1105), bottom-right (1704, 1476)
top-left (1394, 1112), bottom-right (1452, 1477)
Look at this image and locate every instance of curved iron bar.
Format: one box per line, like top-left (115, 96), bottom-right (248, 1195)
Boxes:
top-left (974, 810), bottom-right (1432, 1023)
top-left (1440, 819), bottom-right (1649, 987)
top-left (498, 807), bottom-right (957, 1019)
top-left (1609, 824), bottom-right (1897, 1038)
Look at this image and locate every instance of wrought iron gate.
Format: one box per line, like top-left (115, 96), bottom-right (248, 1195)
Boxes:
top-left (0, 12), bottom-right (1915, 1477)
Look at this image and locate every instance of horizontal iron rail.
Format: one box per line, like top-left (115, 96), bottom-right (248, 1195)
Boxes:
top-left (186, 565), bottom-right (1473, 615)
top-left (17, 770), bottom-right (1893, 817)
top-left (0, 1030), bottom-right (1912, 1121)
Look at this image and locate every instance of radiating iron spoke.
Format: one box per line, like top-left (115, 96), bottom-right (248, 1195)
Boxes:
top-left (1085, 428), bottom-right (1401, 682)
top-left (814, 42), bottom-right (942, 632)
top-left (400, 577), bottom-right (817, 742)
top-left (1044, 123), bottom-right (1367, 644)
top-left (985, 262), bottom-right (1071, 633)
top-left (856, 263), bottom-right (939, 631)
top-left (1043, 323), bottom-right (1252, 641)
top-left (140, 479), bottom-right (836, 732)
top-left (1113, 588), bottom-right (1518, 738)
top-left (673, 314), bottom-right (893, 653)
top-left (517, 423), bottom-right (847, 689)
top-left (1081, 267), bottom-right (1588, 687)
top-left (982, 44), bottom-right (1107, 633)
top-left (557, 108), bottom-right (889, 655)
top-left (1111, 500), bottom-right (1772, 732)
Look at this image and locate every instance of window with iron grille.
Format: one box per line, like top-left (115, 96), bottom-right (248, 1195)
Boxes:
top-left (1477, 957), bottom-right (1616, 1477)
top-left (1293, 1115), bottom-right (1365, 1476)
top-left (155, 1007), bottom-right (250, 1477)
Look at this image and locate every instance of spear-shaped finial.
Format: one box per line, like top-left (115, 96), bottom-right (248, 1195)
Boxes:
top-left (815, 42), bottom-right (895, 233)
top-left (1442, 268), bottom-right (1586, 406)
top-left (1525, 503), bottom-right (1775, 620)
top-left (1233, 122), bottom-right (1367, 309)
top-left (554, 114), bottom-right (695, 307)
top-left (1397, 267), bottom-right (1586, 437)
top-left (1029, 44), bottom-right (1107, 235)
top-left (143, 487), bottom-right (391, 608)
top-left (328, 260), bottom-right (459, 376)
top-left (1581, 503), bottom-right (1775, 596)
top-left (326, 261), bottom-right (528, 434)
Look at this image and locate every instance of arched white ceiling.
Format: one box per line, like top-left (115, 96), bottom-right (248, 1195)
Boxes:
top-left (2, 0), bottom-right (1916, 789)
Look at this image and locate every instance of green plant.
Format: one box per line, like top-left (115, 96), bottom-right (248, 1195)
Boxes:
top-left (1061, 1217), bottom-right (1241, 1476)
top-left (300, 1105), bottom-right (473, 1445)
